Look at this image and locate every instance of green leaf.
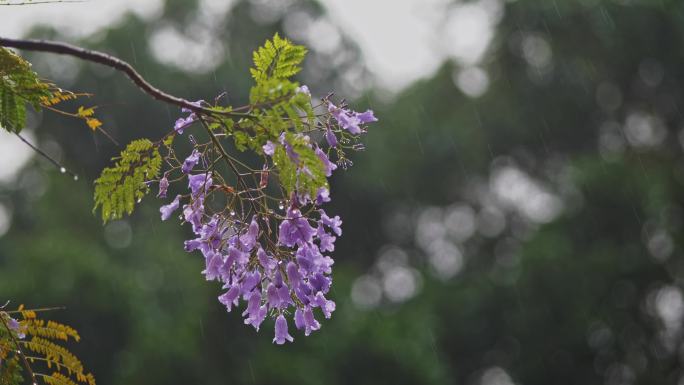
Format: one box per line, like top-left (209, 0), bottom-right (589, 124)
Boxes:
top-left (250, 33), bottom-right (307, 83)
top-left (0, 47), bottom-right (51, 133)
top-left (93, 139), bottom-right (161, 223)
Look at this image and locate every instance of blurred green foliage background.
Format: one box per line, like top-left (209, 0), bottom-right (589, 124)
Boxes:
top-left (3, 0), bottom-right (684, 384)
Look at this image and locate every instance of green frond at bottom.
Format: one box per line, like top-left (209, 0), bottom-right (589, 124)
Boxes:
top-left (0, 355), bottom-right (22, 385)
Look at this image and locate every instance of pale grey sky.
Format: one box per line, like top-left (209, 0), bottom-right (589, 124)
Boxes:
top-left (0, 0), bottom-right (501, 90)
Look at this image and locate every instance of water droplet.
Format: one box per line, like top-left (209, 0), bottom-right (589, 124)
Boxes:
top-left (59, 167), bottom-right (66, 173)
top-left (267, 209), bottom-right (274, 214)
top-left (278, 202), bottom-right (285, 210)
top-left (230, 210), bottom-right (236, 216)
top-left (73, 175), bottom-right (79, 181)
top-left (136, 198), bottom-right (142, 203)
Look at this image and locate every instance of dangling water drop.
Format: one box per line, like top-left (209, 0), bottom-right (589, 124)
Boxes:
top-left (278, 202), bottom-right (285, 210)
top-left (230, 210), bottom-right (236, 217)
top-left (59, 167), bottom-right (66, 173)
top-left (73, 175), bottom-right (79, 181)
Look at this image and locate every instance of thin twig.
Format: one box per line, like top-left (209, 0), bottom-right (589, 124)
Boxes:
top-left (5, 306), bottom-right (67, 314)
top-left (198, 117), bottom-right (262, 217)
top-left (15, 133), bottom-right (78, 179)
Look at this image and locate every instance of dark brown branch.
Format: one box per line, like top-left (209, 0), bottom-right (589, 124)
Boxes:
top-left (0, 36), bottom-right (236, 117)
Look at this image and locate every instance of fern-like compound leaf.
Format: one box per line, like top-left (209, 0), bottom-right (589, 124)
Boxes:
top-left (93, 139), bottom-right (162, 223)
top-left (250, 33), bottom-right (307, 83)
top-left (0, 47), bottom-right (51, 133)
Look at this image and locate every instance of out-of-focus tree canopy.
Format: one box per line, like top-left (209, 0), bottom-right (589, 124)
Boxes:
top-left (3, 0), bottom-right (684, 384)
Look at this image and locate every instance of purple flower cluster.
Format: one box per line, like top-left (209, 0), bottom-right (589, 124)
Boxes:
top-left (158, 90), bottom-right (377, 344)
top-left (327, 102), bottom-right (377, 135)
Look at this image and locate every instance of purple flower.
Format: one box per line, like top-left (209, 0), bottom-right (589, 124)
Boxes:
top-left (328, 102), bottom-right (377, 135)
top-left (7, 317), bottom-right (24, 339)
top-left (188, 173), bottom-right (213, 196)
top-left (160, 195), bottom-right (181, 221)
top-left (157, 175), bottom-right (169, 198)
top-left (243, 293), bottom-right (267, 331)
top-left (241, 271), bottom-right (261, 297)
top-left (257, 247), bottom-right (276, 272)
top-left (294, 308), bottom-right (305, 330)
top-left (174, 116), bottom-right (195, 134)
top-left (278, 208), bottom-right (316, 247)
top-left (284, 142), bottom-right (299, 163)
top-left (263, 141), bottom-right (276, 156)
top-left (286, 261), bottom-right (301, 286)
top-left (174, 100), bottom-right (203, 134)
top-left (338, 113), bottom-right (362, 134)
top-left (320, 210), bottom-right (342, 236)
top-left (182, 199), bottom-right (205, 232)
top-left (313, 292), bottom-right (336, 319)
top-left (315, 147), bottom-right (337, 177)
top-left (318, 225), bottom-right (336, 252)
top-left (316, 187), bottom-right (331, 206)
top-left (310, 272), bottom-right (332, 294)
top-left (301, 307), bottom-right (320, 336)
top-left (220, 245), bottom-right (246, 279)
top-left (182, 150), bottom-right (201, 174)
top-left (239, 216), bottom-right (259, 251)
top-left (202, 250), bottom-right (223, 281)
top-left (325, 129), bottom-right (338, 147)
top-left (277, 132), bottom-right (300, 163)
top-left (356, 110), bottom-right (378, 123)
top-left (219, 285), bottom-right (240, 311)
top-left (328, 103), bottom-right (360, 134)
top-left (273, 314), bottom-right (293, 344)
top-left (295, 85), bottom-right (311, 97)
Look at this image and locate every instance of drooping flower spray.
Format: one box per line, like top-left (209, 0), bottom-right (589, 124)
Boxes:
top-left (151, 35), bottom-right (377, 343)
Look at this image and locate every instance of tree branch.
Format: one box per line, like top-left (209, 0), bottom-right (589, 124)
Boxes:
top-left (0, 36), bottom-right (237, 117)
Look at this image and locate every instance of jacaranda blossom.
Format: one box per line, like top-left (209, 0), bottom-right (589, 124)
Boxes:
top-left (160, 90), bottom-right (377, 344)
